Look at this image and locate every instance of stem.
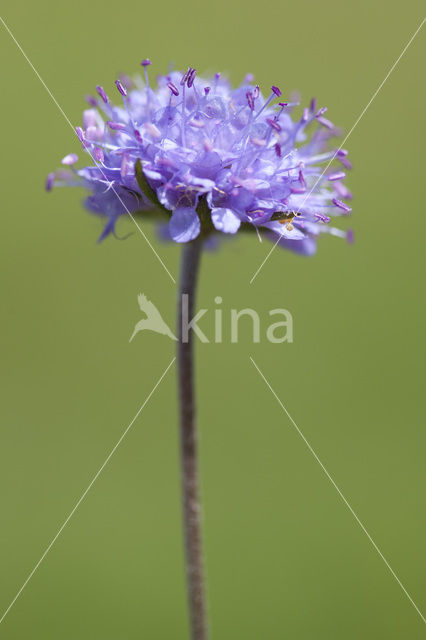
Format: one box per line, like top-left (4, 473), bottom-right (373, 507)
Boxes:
top-left (177, 235), bottom-right (209, 640)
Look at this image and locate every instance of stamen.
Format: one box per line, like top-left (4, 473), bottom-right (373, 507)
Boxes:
top-left (115, 80), bottom-right (127, 97)
top-left (93, 147), bottom-right (104, 163)
top-left (75, 126), bottom-right (84, 142)
top-left (328, 171), bottom-right (346, 181)
top-left (187, 68), bottom-right (197, 88)
top-left (315, 107), bottom-right (327, 117)
top-left (134, 129), bottom-right (143, 144)
top-left (256, 86), bottom-right (283, 118)
top-left (204, 86), bottom-right (211, 95)
top-left (96, 86), bottom-right (109, 103)
top-left (266, 117), bottom-right (281, 132)
top-left (253, 85), bottom-right (260, 99)
top-left (246, 91), bottom-right (255, 111)
top-left (85, 95), bottom-right (97, 107)
top-left (346, 229), bottom-right (354, 244)
top-left (141, 59), bottom-right (152, 110)
top-left (316, 116), bottom-right (334, 130)
top-left (61, 153), bottom-right (78, 165)
top-left (332, 198), bottom-right (352, 212)
top-left (121, 152), bottom-right (131, 177)
top-left (45, 173), bottom-right (55, 191)
top-left (274, 143), bottom-right (281, 157)
top-left (167, 81), bottom-right (179, 96)
top-left (107, 121), bottom-right (127, 131)
top-left (314, 212), bottom-right (330, 223)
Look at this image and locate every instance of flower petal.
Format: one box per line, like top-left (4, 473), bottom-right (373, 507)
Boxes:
top-left (211, 208), bottom-right (241, 234)
top-left (169, 207), bottom-right (201, 243)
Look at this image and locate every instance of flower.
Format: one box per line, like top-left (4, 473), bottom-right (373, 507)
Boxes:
top-left (48, 61), bottom-right (353, 253)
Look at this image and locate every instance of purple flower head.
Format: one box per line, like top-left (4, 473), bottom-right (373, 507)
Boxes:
top-left (48, 61), bottom-right (353, 253)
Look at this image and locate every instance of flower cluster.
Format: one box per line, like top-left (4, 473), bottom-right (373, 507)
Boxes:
top-left (47, 60), bottom-right (353, 254)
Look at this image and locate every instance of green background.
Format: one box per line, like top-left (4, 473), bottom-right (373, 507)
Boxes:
top-left (1, 1), bottom-right (425, 637)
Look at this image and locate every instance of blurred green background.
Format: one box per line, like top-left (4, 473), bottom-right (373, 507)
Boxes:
top-left (1, 0), bottom-right (425, 638)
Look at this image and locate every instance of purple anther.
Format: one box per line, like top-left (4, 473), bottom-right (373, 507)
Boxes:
top-left (61, 153), bottom-right (78, 165)
top-left (93, 147), bottom-right (104, 163)
top-left (328, 171), bottom-right (346, 181)
top-left (187, 68), bottom-right (196, 88)
top-left (253, 85), bottom-right (260, 99)
top-left (337, 148), bottom-right (348, 157)
top-left (266, 117), bottom-right (281, 132)
top-left (333, 198), bottom-right (352, 213)
top-left (85, 94), bottom-right (97, 107)
top-left (181, 67), bottom-right (191, 86)
top-left (275, 143), bottom-right (282, 158)
top-left (346, 229), bottom-right (354, 244)
top-left (75, 126), bottom-right (84, 142)
top-left (271, 85), bottom-right (282, 97)
top-left (246, 91), bottom-right (255, 111)
top-left (96, 85), bottom-right (108, 103)
top-left (315, 212), bottom-right (331, 223)
top-left (167, 81), bottom-right (179, 96)
top-left (278, 102), bottom-right (288, 108)
top-left (204, 86), bottom-right (211, 95)
top-left (316, 116), bottom-right (334, 130)
top-left (141, 58), bottom-right (151, 66)
top-left (339, 156), bottom-right (352, 170)
top-left (45, 172), bottom-right (55, 192)
top-left (310, 97), bottom-right (317, 113)
top-left (315, 106), bottom-right (328, 117)
top-left (107, 121), bottom-right (126, 131)
top-left (134, 129), bottom-right (143, 143)
top-left (115, 80), bottom-right (127, 97)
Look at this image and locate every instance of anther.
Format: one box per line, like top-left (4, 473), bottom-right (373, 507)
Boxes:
top-left (246, 91), bottom-right (255, 111)
top-left (45, 173), bottom-right (55, 191)
top-left (115, 80), bottom-right (127, 97)
top-left (93, 147), bottom-right (104, 163)
top-left (107, 121), bottom-right (126, 131)
top-left (271, 85), bottom-right (282, 97)
top-left (167, 81), bottom-right (179, 96)
top-left (96, 86), bottom-right (109, 103)
top-left (187, 68), bottom-right (196, 88)
top-left (134, 129), bottom-right (143, 144)
top-left (332, 198), bottom-right (352, 212)
top-left (85, 95), bottom-right (97, 107)
top-left (266, 117), bottom-right (281, 132)
top-left (328, 171), bottom-right (346, 181)
top-left (61, 153), bottom-right (78, 165)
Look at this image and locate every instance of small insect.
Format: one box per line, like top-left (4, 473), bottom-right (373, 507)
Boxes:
top-left (270, 210), bottom-right (301, 231)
